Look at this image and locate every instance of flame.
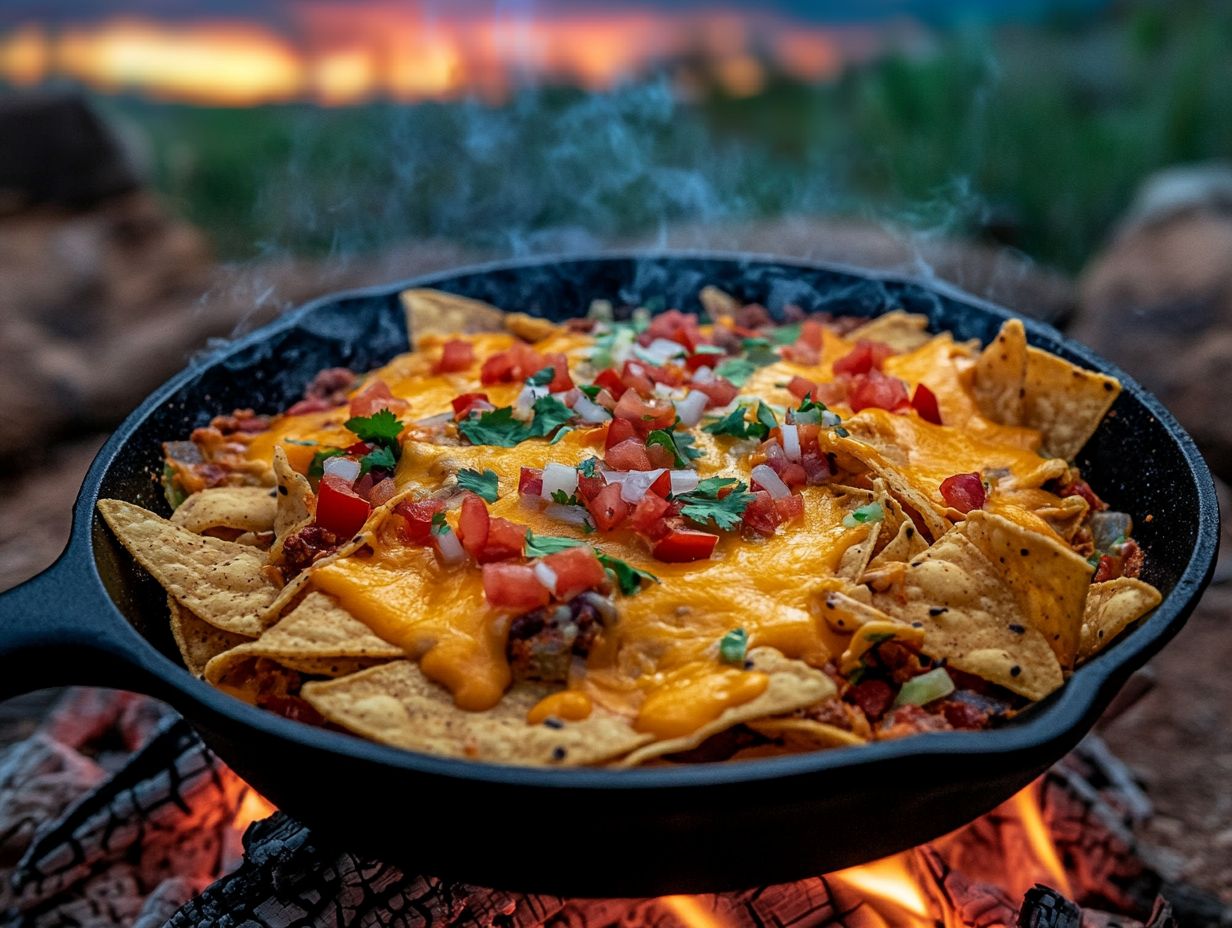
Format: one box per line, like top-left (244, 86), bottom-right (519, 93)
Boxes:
top-left (1011, 780), bottom-right (1073, 898)
top-left (660, 895), bottom-right (730, 928)
top-left (832, 854), bottom-right (933, 926)
top-left (232, 788), bottom-right (278, 835)
top-left (0, 8), bottom-right (899, 106)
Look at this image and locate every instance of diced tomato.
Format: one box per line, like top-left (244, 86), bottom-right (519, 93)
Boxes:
top-left (316, 475), bottom-right (372, 539)
top-left (541, 352), bottom-right (574, 392)
top-left (685, 350), bottom-right (724, 372)
top-left (647, 470), bottom-right (672, 498)
top-left (799, 319), bottom-right (825, 351)
top-left (585, 482), bottom-right (629, 531)
top-left (801, 449), bottom-right (832, 485)
top-left (911, 383), bottom-right (943, 425)
top-left (619, 361), bottom-right (656, 398)
top-left (518, 467), bottom-right (544, 497)
top-left (848, 370), bottom-right (910, 412)
top-left (774, 494), bottom-right (805, 525)
top-left (848, 679), bottom-right (895, 721)
top-left (741, 490), bottom-right (782, 538)
top-left (605, 417), bottom-right (637, 451)
top-left (576, 472), bottom-right (606, 502)
top-left (833, 340), bottom-right (893, 377)
top-left (451, 392), bottom-right (491, 419)
top-left (787, 375), bottom-right (820, 401)
top-left (543, 547), bottom-right (608, 600)
top-left (653, 529), bottom-right (719, 562)
top-left (348, 380), bottom-right (409, 419)
top-left (369, 477), bottom-right (398, 507)
top-left (605, 439), bottom-right (653, 471)
top-left (643, 308), bottom-right (703, 351)
top-left (763, 443), bottom-right (807, 489)
top-left (645, 442), bottom-right (676, 470)
top-left (483, 563), bottom-right (551, 610)
top-left (434, 339), bottom-right (475, 374)
top-left (780, 343), bottom-right (819, 365)
top-left (643, 362), bottom-right (687, 387)
top-left (352, 472), bottom-right (376, 501)
top-left (393, 498), bottom-right (445, 545)
top-left (480, 342), bottom-right (544, 385)
top-left (1120, 538), bottom-right (1144, 578)
top-left (457, 493), bottom-right (490, 558)
top-left (480, 517), bottom-right (528, 563)
top-left (592, 388), bottom-right (618, 411)
top-left (1093, 555), bottom-right (1120, 583)
top-left (939, 473), bottom-right (986, 513)
top-left (593, 367), bottom-right (627, 399)
top-left (629, 493), bottom-right (671, 536)
top-left (613, 391), bottom-right (675, 435)
top-left (691, 376), bottom-right (739, 408)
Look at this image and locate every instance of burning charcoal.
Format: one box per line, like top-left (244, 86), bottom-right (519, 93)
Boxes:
top-left (1019, 885), bottom-right (1083, 928)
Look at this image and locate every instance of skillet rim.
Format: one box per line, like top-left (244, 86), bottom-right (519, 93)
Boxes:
top-left (77, 249), bottom-right (1220, 790)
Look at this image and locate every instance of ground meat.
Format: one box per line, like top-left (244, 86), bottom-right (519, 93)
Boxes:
top-left (733, 302), bottom-right (774, 329)
top-left (280, 524), bottom-right (339, 576)
top-left (844, 679), bottom-right (895, 723)
top-left (879, 704), bottom-right (953, 740)
top-left (796, 695), bottom-right (874, 739)
top-left (209, 408), bottom-right (271, 434)
top-left (867, 641), bottom-right (936, 685)
top-left (506, 595), bottom-right (608, 684)
top-left (287, 367), bottom-right (356, 415)
top-left (1120, 538), bottom-right (1144, 578)
top-left (1060, 478), bottom-right (1108, 512)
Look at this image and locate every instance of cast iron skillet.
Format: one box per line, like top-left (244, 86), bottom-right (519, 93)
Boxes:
top-left (0, 253), bottom-right (1218, 896)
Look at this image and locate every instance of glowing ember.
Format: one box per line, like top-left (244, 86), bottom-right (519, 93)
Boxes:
top-left (832, 855), bottom-right (933, 926)
top-left (0, 9), bottom-right (901, 106)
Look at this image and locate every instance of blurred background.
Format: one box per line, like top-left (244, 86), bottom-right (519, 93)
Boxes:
top-left (0, 0), bottom-right (1230, 900)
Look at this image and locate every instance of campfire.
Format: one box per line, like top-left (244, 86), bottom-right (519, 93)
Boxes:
top-left (5, 688), bottom-right (1227, 928)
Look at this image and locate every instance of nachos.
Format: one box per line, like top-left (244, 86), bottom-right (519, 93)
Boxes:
top-left (98, 289), bottom-right (1161, 766)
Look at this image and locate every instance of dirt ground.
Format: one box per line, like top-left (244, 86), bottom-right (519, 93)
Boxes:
top-left (0, 435), bottom-right (1228, 903)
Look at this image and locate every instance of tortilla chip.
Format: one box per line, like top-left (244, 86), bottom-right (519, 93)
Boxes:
top-left (1021, 345), bottom-right (1120, 460)
top-left (816, 586), bottom-right (884, 635)
top-left (98, 499), bottom-right (278, 637)
top-left (969, 319), bottom-right (1120, 460)
top-left (836, 521), bottom-right (881, 581)
top-left (269, 445), bottom-right (315, 563)
top-left (872, 526), bottom-right (1068, 700)
top-left (970, 318), bottom-right (1028, 425)
top-left (847, 310), bottom-right (932, 352)
top-left (747, 717), bottom-right (867, 749)
top-left (400, 288), bottom-right (506, 340)
top-left (867, 519), bottom-right (928, 571)
top-left (615, 649), bottom-right (837, 767)
top-left (699, 285), bottom-right (741, 318)
top-left (960, 510), bottom-right (1091, 667)
top-left (840, 619), bottom-right (925, 675)
top-left (303, 661), bottom-right (653, 766)
top-left (503, 312), bottom-right (560, 343)
top-left (1078, 578), bottom-right (1162, 662)
top-left (168, 596), bottom-right (251, 677)
top-left (170, 486), bottom-right (277, 536)
top-left (205, 591), bottom-right (405, 688)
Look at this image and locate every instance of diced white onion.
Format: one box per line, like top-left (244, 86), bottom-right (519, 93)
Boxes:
top-left (780, 424), bottom-right (801, 462)
top-left (515, 384), bottom-right (549, 416)
top-left (545, 503), bottom-right (593, 527)
top-left (618, 469), bottom-right (666, 504)
top-left (323, 456), bottom-right (361, 483)
top-left (693, 365), bottom-right (714, 383)
top-left (751, 464), bottom-right (791, 499)
top-left (669, 470), bottom-right (700, 495)
top-left (599, 469), bottom-right (630, 483)
top-left (822, 410), bottom-right (842, 427)
top-left (414, 411), bottom-right (454, 428)
top-left (433, 529), bottom-right (466, 565)
top-left (676, 391), bottom-right (709, 427)
top-left (573, 394), bottom-right (611, 423)
top-left (636, 338), bottom-right (687, 365)
top-left (541, 463), bottom-right (580, 501)
top-left (533, 561), bottom-right (559, 595)
top-left (653, 383), bottom-right (675, 399)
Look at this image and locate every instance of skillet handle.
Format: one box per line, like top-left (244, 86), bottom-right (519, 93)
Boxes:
top-left (0, 551), bottom-right (158, 701)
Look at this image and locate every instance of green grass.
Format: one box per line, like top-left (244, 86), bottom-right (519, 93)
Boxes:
top-left (99, 1), bottom-right (1232, 272)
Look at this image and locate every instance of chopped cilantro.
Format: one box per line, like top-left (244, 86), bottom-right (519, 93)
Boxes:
top-left (740, 338), bottom-right (781, 367)
top-left (578, 384), bottom-right (601, 399)
top-left (359, 445), bottom-right (397, 475)
top-left (284, 438), bottom-right (318, 446)
top-left (578, 457), bottom-right (601, 478)
top-left (308, 447), bottom-right (345, 478)
top-left (719, 628), bottom-right (748, 664)
top-left (524, 531), bottom-right (586, 557)
top-left (344, 408), bottom-right (403, 446)
top-left (598, 554), bottom-right (660, 595)
top-left (430, 511), bottom-right (450, 534)
top-left (161, 462), bottom-right (187, 510)
top-left (842, 502), bottom-right (885, 527)
top-left (550, 489), bottom-right (580, 506)
top-left (458, 397), bottom-right (573, 447)
top-left (714, 357), bottom-right (758, 386)
top-left (457, 468), bottom-right (500, 502)
top-left (672, 430), bottom-right (705, 462)
top-left (526, 366), bottom-right (556, 387)
top-left (755, 401), bottom-right (778, 434)
top-left (675, 478), bottom-right (753, 532)
top-left (549, 426), bottom-right (574, 445)
top-left (769, 323), bottom-right (802, 345)
top-left (704, 406), bottom-right (755, 439)
top-left (645, 429), bottom-right (688, 468)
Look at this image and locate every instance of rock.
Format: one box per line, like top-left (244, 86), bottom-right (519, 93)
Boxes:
top-left (1075, 164), bottom-right (1232, 480)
